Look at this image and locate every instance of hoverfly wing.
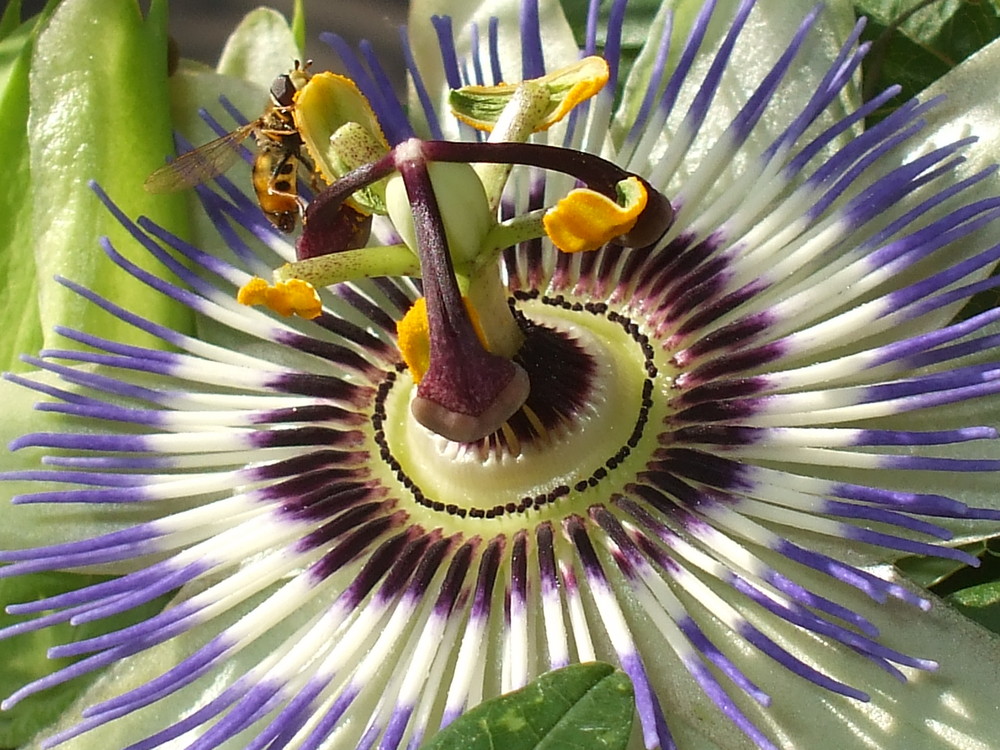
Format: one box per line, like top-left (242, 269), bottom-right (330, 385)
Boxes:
top-left (144, 122), bottom-right (258, 193)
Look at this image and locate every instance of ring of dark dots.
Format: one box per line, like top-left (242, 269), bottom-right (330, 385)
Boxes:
top-left (371, 292), bottom-right (657, 519)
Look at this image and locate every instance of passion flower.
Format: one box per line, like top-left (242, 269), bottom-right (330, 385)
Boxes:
top-left (4, 1), bottom-right (1000, 749)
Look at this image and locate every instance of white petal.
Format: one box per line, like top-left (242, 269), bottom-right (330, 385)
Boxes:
top-left (784, 317), bottom-right (1000, 558)
top-left (621, 0), bottom-right (858, 197)
top-left (905, 34), bottom-right (1000, 205)
top-left (638, 563), bottom-right (1000, 750)
top-left (857, 36), bottom-right (1000, 332)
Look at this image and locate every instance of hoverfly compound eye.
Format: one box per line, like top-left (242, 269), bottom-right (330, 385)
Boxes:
top-left (270, 75), bottom-right (298, 107)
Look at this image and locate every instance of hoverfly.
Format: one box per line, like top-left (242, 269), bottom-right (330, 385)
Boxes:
top-left (145, 61), bottom-right (313, 233)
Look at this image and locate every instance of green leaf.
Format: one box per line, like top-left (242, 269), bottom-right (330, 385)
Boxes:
top-left (948, 581), bottom-right (1000, 635)
top-left (420, 662), bottom-right (634, 750)
top-left (896, 542), bottom-right (986, 588)
top-left (855, 0), bottom-right (1000, 117)
top-left (26, 0), bottom-right (194, 352)
top-left (0, 571), bottom-right (171, 747)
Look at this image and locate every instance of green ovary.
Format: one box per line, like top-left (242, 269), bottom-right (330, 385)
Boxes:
top-left (379, 299), bottom-right (661, 531)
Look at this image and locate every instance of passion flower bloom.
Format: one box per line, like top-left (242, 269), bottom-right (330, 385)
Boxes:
top-left (5, 0), bottom-right (1000, 748)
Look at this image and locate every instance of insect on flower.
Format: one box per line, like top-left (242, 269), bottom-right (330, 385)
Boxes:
top-left (144, 59), bottom-right (313, 233)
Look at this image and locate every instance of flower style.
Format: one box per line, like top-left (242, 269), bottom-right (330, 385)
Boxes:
top-left (4, 0), bottom-right (1000, 748)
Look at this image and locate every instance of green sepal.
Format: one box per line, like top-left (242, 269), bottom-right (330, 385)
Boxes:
top-left (27, 0), bottom-right (194, 354)
top-left (0, 3), bottom-right (52, 372)
top-left (0, 0), bottom-right (59, 40)
top-left (216, 7), bottom-right (300, 91)
top-left (0, 0), bottom-right (23, 39)
top-left (291, 0), bottom-right (306, 57)
top-left (420, 663), bottom-right (634, 750)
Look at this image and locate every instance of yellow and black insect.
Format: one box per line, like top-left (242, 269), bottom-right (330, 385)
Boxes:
top-left (145, 61), bottom-right (312, 233)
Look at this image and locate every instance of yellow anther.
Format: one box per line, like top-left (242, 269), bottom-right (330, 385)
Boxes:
top-left (397, 297), bottom-right (432, 383)
top-left (396, 296), bottom-right (488, 383)
top-left (237, 277), bottom-right (323, 319)
top-left (236, 277), bottom-right (271, 306)
top-left (543, 176), bottom-right (648, 253)
top-left (450, 56), bottom-right (610, 133)
top-left (541, 57), bottom-right (610, 131)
